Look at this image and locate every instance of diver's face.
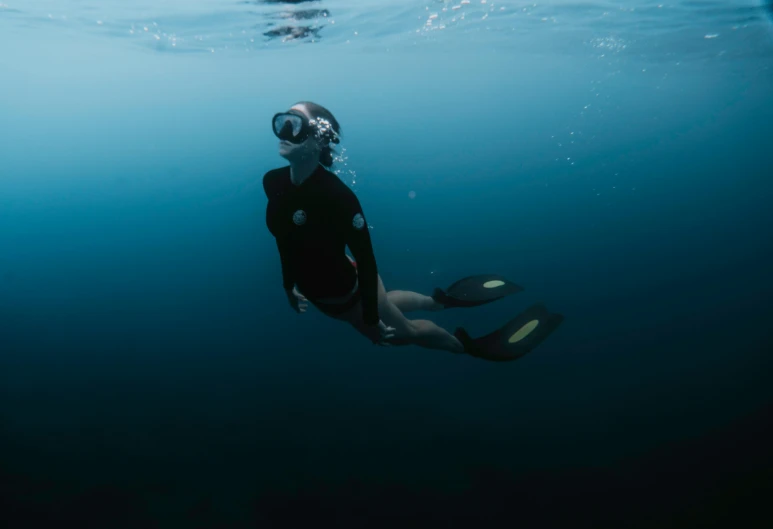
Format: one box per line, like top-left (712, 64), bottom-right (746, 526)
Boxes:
top-left (278, 104), bottom-right (322, 162)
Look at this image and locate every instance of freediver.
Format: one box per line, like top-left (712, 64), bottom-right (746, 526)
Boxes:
top-left (263, 101), bottom-right (563, 361)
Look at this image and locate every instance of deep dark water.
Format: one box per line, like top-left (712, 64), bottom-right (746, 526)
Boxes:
top-left (2, 399), bottom-right (772, 528)
top-left (1, 287), bottom-right (772, 528)
top-left (253, 404), bottom-right (773, 529)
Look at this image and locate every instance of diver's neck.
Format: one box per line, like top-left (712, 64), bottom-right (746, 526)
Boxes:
top-left (289, 158), bottom-right (319, 186)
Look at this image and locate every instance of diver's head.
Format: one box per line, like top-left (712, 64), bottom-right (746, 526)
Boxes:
top-left (273, 101), bottom-right (341, 167)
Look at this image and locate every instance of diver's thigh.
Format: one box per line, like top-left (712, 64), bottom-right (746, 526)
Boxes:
top-left (375, 275), bottom-right (415, 337)
top-left (333, 275), bottom-right (415, 339)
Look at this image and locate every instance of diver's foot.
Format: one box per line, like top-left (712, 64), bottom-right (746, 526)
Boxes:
top-left (429, 288), bottom-right (450, 311)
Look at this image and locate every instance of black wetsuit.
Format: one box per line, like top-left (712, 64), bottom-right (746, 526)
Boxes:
top-left (263, 164), bottom-right (380, 325)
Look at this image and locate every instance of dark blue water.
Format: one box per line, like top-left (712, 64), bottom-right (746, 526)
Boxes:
top-left (2, 1), bottom-right (773, 527)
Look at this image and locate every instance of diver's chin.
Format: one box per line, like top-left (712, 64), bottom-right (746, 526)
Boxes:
top-left (278, 141), bottom-right (295, 157)
top-left (279, 149), bottom-right (299, 160)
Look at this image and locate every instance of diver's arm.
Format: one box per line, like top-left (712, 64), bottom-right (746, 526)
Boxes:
top-left (345, 206), bottom-right (379, 326)
top-left (276, 238), bottom-right (295, 292)
top-left (264, 171), bottom-right (295, 293)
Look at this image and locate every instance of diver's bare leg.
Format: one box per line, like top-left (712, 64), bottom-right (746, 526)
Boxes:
top-left (386, 290), bottom-right (443, 313)
top-left (333, 276), bottom-right (464, 354)
top-left (376, 280), bottom-right (462, 354)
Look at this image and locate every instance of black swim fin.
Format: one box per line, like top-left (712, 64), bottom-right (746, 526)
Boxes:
top-left (454, 303), bottom-right (563, 362)
top-left (432, 274), bottom-right (523, 309)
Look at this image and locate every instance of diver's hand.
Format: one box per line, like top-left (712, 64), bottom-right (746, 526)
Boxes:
top-left (285, 287), bottom-right (308, 314)
top-left (363, 320), bottom-right (396, 346)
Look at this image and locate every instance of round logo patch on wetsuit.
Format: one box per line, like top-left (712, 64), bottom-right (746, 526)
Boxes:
top-left (292, 210), bottom-right (307, 226)
top-left (352, 213), bottom-right (365, 230)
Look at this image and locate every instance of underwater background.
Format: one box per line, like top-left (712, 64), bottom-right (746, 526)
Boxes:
top-left (2, 1), bottom-right (773, 527)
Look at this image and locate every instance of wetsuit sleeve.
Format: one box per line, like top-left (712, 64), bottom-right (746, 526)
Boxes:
top-left (263, 170), bottom-right (295, 291)
top-left (343, 194), bottom-right (379, 325)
